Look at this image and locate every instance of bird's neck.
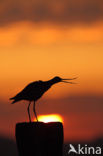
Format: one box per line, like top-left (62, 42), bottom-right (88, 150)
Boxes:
top-left (47, 79), bottom-right (57, 86)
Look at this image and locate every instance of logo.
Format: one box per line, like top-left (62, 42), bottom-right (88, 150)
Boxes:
top-left (68, 144), bottom-right (102, 155)
top-left (68, 144), bottom-right (78, 154)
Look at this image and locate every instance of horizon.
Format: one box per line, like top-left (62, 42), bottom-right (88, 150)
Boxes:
top-left (0, 0), bottom-right (103, 143)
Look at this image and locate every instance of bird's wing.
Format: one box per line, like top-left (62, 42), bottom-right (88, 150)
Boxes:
top-left (20, 80), bottom-right (43, 97)
top-left (10, 80), bottom-right (44, 102)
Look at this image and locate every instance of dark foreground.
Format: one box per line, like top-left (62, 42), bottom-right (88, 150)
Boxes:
top-left (0, 136), bottom-right (103, 156)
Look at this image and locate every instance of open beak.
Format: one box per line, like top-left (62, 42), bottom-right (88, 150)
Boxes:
top-left (61, 77), bottom-right (78, 84)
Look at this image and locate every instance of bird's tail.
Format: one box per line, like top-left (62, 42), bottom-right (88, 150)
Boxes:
top-left (9, 97), bottom-right (18, 104)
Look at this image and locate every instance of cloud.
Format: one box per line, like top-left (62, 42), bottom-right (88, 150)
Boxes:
top-left (0, 95), bottom-right (103, 141)
top-left (0, 0), bottom-right (103, 26)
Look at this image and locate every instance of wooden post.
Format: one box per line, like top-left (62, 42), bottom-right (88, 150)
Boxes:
top-left (16, 122), bottom-right (64, 156)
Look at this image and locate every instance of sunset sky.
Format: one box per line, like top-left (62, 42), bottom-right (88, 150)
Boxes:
top-left (0, 0), bottom-right (103, 142)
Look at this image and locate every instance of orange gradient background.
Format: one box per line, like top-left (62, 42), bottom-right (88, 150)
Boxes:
top-left (0, 0), bottom-right (103, 142)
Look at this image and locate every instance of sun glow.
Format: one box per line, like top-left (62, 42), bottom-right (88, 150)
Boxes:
top-left (36, 114), bottom-right (63, 123)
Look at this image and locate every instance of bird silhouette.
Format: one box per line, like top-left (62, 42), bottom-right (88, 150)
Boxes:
top-left (10, 76), bottom-right (77, 122)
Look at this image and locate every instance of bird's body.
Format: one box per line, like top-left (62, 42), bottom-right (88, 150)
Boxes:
top-left (10, 76), bottom-right (77, 122)
top-left (10, 79), bottom-right (56, 104)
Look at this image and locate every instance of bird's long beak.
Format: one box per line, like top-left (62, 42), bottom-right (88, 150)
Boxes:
top-left (61, 77), bottom-right (77, 84)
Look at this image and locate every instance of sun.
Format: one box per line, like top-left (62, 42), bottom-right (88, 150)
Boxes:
top-left (34, 114), bottom-right (63, 123)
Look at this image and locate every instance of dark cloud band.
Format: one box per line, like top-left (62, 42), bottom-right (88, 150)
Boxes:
top-left (0, 0), bottom-right (103, 26)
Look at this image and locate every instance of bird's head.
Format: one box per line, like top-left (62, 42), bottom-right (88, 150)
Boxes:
top-left (52, 76), bottom-right (77, 84)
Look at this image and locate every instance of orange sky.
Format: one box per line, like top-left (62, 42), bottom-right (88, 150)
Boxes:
top-left (0, 22), bottom-right (103, 99)
top-left (0, 0), bottom-right (103, 142)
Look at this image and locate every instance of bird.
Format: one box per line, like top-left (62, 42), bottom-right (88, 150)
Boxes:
top-left (10, 76), bottom-right (77, 122)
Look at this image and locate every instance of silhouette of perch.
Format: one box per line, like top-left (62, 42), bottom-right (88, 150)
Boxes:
top-left (16, 122), bottom-right (64, 156)
top-left (10, 76), bottom-right (77, 122)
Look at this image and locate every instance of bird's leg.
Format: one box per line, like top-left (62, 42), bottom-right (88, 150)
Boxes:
top-left (33, 101), bottom-right (38, 122)
top-left (27, 101), bottom-right (31, 122)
